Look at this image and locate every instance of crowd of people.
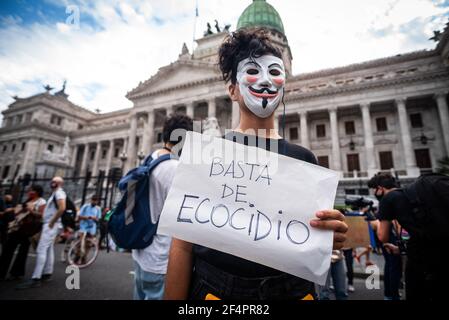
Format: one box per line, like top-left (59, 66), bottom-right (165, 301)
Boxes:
top-left (0, 179), bottom-right (106, 288)
top-left (1, 27), bottom-right (447, 301)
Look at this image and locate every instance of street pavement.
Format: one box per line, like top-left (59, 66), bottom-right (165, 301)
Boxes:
top-left (0, 244), bottom-right (392, 300)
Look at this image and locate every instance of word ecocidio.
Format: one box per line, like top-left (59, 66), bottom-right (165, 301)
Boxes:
top-left (176, 157), bottom-right (310, 245)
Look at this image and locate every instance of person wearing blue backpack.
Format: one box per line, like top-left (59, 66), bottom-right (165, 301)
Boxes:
top-left (128, 113), bottom-right (193, 300)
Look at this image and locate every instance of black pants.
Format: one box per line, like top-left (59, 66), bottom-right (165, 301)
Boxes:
top-left (343, 248), bottom-right (354, 286)
top-left (382, 249), bottom-right (402, 300)
top-left (189, 258), bottom-right (315, 300)
top-left (0, 231), bottom-right (31, 279)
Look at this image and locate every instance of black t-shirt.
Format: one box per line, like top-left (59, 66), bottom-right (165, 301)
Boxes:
top-left (193, 131), bottom-right (318, 278)
top-left (377, 189), bottom-right (423, 261)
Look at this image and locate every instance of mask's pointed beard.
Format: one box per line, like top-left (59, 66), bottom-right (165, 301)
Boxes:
top-left (262, 98), bottom-right (268, 109)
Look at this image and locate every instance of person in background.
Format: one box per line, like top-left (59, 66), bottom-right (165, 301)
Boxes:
top-left (16, 177), bottom-right (66, 289)
top-left (0, 194), bottom-right (15, 251)
top-left (99, 207), bottom-right (109, 250)
top-left (132, 113), bottom-right (193, 300)
top-left (318, 250), bottom-right (348, 300)
top-left (76, 195), bottom-right (102, 264)
top-left (342, 248), bottom-right (355, 293)
top-left (0, 185), bottom-right (46, 281)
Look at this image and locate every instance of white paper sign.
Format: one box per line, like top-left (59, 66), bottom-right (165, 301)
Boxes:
top-left (159, 131), bottom-right (339, 285)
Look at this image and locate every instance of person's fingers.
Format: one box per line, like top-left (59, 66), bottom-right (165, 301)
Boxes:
top-left (333, 241), bottom-right (344, 250)
top-left (310, 219), bottom-right (348, 233)
top-left (315, 210), bottom-right (345, 221)
top-left (333, 232), bottom-right (346, 244)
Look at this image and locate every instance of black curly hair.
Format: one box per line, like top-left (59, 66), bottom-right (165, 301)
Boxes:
top-left (162, 113), bottom-right (193, 145)
top-left (218, 27), bottom-right (282, 85)
top-left (367, 173), bottom-right (398, 189)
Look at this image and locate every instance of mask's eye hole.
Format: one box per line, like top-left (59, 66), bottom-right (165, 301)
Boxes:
top-left (247, 68), bottom-right (259, 75)
top-left (269, 69), bottom-right (281, 76)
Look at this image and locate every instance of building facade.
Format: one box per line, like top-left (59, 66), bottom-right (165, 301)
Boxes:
top-left (1, 0), bottom-right (448, 197)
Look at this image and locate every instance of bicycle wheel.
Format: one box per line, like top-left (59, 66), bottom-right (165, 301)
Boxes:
top-left (67, 238), bottom-right (99, 269)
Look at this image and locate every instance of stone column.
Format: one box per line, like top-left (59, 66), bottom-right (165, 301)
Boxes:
top-left (208, 98), bottom-right (217, 118)
top-left (141, 111), bottom-right (155, 156)
top-left (91, 142), bottom-right (102, 176)
top-left (125, 114), bottom-right (138, 172)
top-left (70, 145), bottom-right (78, 168)
top-left (232, 101), bottom-right (240, 129)
top-left (105, 140), bottom-right (114, 175)
top-left (360, 103), bottom-right (378, 177)
top-left (80, 143), bottom-right (89, 176)
top-left (299, 111), bottom-right (310, 149)
top-left (186, 102), bottom-right (195, 119)
top-left (435, 92), bottom-right (449, 157)
top-left (396, 98), bottom-right (420, 177)
top-left (20, 139), bottom-right (38, 176)
top-left (329, 107), bottom-right (342, 171)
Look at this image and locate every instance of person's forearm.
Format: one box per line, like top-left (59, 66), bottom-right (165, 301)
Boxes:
top-left (50, 209), bottom-right (65, 224)
top-left (164, 239), bottom-right (193, 300)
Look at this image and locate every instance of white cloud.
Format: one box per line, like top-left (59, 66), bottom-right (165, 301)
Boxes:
top-left (0, 0), bottom-right (448, 117)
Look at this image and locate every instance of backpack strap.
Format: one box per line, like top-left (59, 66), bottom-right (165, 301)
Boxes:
top-left (122, 153), bottom-right (172, 226)
top-left (146, 154), bottom-right (172, 172)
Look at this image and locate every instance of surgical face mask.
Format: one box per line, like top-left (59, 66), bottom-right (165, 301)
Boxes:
top-left (375, 188), bottom-right (384, 201)
top-left (236, 55), bottom-right (286, 118)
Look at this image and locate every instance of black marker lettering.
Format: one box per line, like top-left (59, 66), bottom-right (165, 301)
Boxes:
top-left (177, 195), bottom-right (199, 224)
top-left (194, 198), bottom-right (210, 224)
top-left (254, 210), bottom-right (272, 241)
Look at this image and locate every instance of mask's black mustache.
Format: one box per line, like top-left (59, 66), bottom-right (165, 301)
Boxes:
top-left (249, 86), bottom-right (278, 95)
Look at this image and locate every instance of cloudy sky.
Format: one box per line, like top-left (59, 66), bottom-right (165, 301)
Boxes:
top-left (0, 0), bottom-right (448, 116)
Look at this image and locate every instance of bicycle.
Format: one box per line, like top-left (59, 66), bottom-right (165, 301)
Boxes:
top-left (67, 231), bottom-right (99, 268)
top-left (60, 228), bottom-right (99, 269)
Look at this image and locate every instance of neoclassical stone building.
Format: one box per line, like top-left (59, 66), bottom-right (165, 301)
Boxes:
top-left (1, 0), bottom-right (448, 196)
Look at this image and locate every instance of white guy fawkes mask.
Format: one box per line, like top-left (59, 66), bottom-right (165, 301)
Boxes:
top-left (236, 55), bottom-right (286, 118)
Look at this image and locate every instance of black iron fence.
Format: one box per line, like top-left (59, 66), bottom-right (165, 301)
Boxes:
top-left (1, 168), bottom-right (123, 210)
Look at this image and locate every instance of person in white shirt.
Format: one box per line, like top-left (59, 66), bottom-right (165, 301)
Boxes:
top-left (17, 176), bottom-right (66, 289)
top-left (132, 113), bottom-right (193, 300)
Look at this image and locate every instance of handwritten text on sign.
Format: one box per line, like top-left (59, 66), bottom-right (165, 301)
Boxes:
top-left (158, 132), bottom-right (340, 285)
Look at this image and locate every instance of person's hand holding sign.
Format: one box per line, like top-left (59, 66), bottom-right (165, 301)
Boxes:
top-left (310, 210), bottom-right (348, 250)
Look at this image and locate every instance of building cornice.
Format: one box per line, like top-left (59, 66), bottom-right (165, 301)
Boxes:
top-left (289, 50), bottom-right (436, 81)
top-left (286, 69), bottom-right (449, 102)
top-left (0, 121), bottom-right (70, 137)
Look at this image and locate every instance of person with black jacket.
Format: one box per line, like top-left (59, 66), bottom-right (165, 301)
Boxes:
top-left (368, 173), bottom-right (447, 301)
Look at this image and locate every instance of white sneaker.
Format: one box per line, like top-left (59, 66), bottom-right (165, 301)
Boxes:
top-left (348, 285), bottom-right (355, 293)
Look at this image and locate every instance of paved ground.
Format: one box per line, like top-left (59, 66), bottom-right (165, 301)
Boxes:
top-left (0, 244), bottom-right (394, 300)
top-left (0, 244), bottom-right (134, 300)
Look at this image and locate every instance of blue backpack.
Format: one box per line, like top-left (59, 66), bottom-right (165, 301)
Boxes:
top-left (106, 154), bottom-right (172, 250)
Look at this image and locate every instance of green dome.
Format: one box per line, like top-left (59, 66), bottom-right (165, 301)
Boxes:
top-left (237, 0), bottom-right (285, 34)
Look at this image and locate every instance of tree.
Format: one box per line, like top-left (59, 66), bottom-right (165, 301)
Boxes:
top-left (436, 157), bottom-right (449, 175)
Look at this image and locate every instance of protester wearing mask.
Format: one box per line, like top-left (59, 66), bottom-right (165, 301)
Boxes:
top-left (0, 185), bottom-right (46, 280)
top-left (164, 28), bottom-right (348, 300)
top-left (17, 177), bottom-right (66, 289)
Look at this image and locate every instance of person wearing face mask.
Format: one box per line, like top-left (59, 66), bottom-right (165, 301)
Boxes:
top-left (164, 28), bottom-right (348, 300)
top-left (368, 173), bottom-right (449, 301)
top-left (17, 176), bottom-right (66, 289)
top-left (0, 185), bottom-right (46, 281)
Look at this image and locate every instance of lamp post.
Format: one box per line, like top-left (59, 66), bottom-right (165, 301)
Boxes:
top-left (137, 150), bottom-right (145, 165)
top-left (119, 152), bottom-right (128, 173)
